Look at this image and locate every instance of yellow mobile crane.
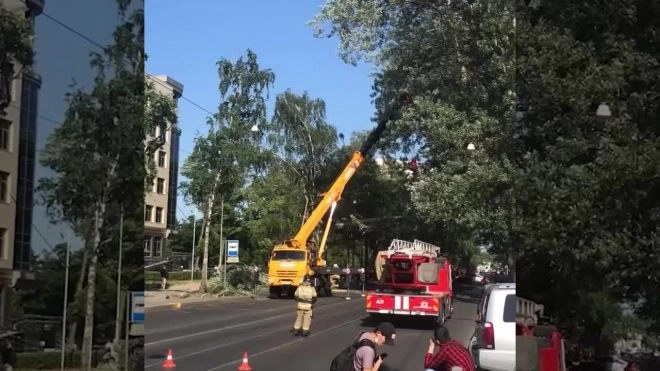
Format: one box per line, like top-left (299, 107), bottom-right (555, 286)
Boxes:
top-left (267, 93), bottom-right (412, 298)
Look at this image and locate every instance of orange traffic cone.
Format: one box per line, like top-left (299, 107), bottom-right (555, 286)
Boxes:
top-left (162, 349), bottom-right (176, 368)
top-left (237, 351), bottom-right (251, 371)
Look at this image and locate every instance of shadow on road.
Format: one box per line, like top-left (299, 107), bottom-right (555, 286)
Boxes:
top-left (379, 364), bottom-right (403, 371)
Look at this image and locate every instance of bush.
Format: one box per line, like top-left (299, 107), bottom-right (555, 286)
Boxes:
top-left (16, 350), bottom-right (81, 369)
top-left (168, 271), bottom-right (200, 281)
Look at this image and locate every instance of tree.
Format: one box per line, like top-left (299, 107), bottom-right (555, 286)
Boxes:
top-left (181, 49), bottom-right (275, 294)
top-left (37, 0), bottom-right (175, 366)
top-left (0, 3), bottom-right (34, 113)
top-left (515, 0), bottom-right (660, 336)
top-left (269, 90), bottom-right (339, 219)
top-left (309, 0), bottom-right (516, 268)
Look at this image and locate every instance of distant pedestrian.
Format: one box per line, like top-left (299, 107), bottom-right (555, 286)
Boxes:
top-left (159, 265), bottom-right (168, 290)
top-left (424, 325), bottom-right (474, 371)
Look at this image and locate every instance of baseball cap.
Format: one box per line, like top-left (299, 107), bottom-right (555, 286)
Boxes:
top-left (376, 322), bottom-right (396, 345)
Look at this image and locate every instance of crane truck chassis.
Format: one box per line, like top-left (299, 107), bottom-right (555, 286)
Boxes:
top-left (365, 239), bottom-right (454, 325)
top-left (267, 93), bottom-right (413, 298)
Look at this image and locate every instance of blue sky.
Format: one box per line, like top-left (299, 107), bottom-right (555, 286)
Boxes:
top-left (144, 0), bottom-right (376, 220)
top-left (31, 0), bottom-right (123, 252)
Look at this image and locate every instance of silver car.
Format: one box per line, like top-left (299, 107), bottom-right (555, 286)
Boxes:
top-left (470, 283), bottom-right (516, 371)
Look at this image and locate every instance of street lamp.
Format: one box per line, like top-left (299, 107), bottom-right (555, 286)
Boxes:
top-left (467, 143), bottom-right (475, 151)
top-left (596, 102), bottom-right (611, 119)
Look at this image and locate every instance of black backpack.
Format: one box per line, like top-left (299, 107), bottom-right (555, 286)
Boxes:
top-left (330, 334), bottom-right (376, 371)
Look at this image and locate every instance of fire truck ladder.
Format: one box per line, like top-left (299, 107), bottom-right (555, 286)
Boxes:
top-left (387, 239), bottom-right (438, 258)
top-left (413, 239), bottom-right (440, 254)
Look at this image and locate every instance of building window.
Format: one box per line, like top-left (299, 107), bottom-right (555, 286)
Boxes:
top-left (0, 119), bottom-right (9, 150)
top-left (159, 126), bottom-right (166, 143)
top-left (153, 237), bottom-right (163, 257)
top-left (144, 237), bottom-right (152, 257)
top-left (157, 178), bottom-right (165, 194)
top-left (158, 151), bottom-right (166, 167)
top-left (0, 171), bottom-right (8, 202)
top-left (150, 125), bottom-right (157, 137)
top-left (0, 228), bottom-right (5, 259)
top-left (156, 207), bottom-right (163, 223)
top-left (0, 67), bottom-right (9, 104)
top-left (145, 205), bottom-right (153, 222)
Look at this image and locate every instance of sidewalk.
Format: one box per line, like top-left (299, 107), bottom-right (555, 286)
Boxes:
top-left (145, 282), bottom-right (253, 308)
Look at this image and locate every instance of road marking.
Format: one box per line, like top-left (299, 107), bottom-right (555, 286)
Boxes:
top-left (145, 299), bottom-right (357, 346)
top-left (145, 306), bottom-right (286, 337)
top-left (144, 307), bottom-right (364, 369)
top-left (203, 316), bottom-right (363, 371)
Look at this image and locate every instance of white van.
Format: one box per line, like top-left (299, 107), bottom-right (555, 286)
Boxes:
top-left (470, 283), bottom-right (516, 371)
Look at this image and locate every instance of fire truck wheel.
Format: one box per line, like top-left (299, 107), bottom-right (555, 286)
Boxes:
top-left (435, 304), bottom-right (446, 325)
top-left (446, 298), bottom-right (453, 319)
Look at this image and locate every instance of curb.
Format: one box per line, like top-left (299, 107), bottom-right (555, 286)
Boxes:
top-left (145, 295), bottom-right (257, 309)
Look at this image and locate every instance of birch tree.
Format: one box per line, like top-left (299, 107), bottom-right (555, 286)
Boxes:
top-left (181, 50), bottom-right (274, 294)
top-left (38, 0), bottom-right (175, 367)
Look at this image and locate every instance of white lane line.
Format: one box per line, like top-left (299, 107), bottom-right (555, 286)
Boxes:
top-left (145, 299), bottom-right (358, 346)
top-left (204, 316), bottom-right (363, 371)
top-left (145, 306), bottom-right (285, 337)
top-left (144, 307), bottom-right (365, 369)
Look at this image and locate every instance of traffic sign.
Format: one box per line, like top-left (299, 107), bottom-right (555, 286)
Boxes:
top-left (130, 291), bottom-right (144, 323)
top-left (227, 240), bottom-right (239, 263)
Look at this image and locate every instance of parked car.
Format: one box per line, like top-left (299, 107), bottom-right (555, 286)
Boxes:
top-left (470, 283), bottom-right (516, 371)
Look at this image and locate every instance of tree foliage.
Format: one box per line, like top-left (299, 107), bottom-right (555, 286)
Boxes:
top-left (310, 0), bottom-right (660, 343)
top-left (269, 90), bottom-right (339, 214)
top-left (35, 0), bottom-right (173, 366)
top-left (0, 3), bottom-right (34, 113)
top-left (310, 0), bottom-right (516, 266)
top-left (515, 0), bottom-right (660, 335)
top-left (180, 49), bottom-right (275, 293)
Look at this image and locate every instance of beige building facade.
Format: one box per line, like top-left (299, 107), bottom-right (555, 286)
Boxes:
top-left (0, 0), bottom-right (43, 325)
top-left (144, 75), bottom-right (183, 260)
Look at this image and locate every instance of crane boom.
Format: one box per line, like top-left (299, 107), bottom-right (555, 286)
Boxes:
top-left (292, 151), bottom-right (363, 245)
top-left (290, 93), bottom-right (413, 248)
top-left (266, 93), bottom-right (412, 299)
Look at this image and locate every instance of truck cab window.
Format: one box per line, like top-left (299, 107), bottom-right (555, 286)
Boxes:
top-left (271, 251), bottom-right (306, 260)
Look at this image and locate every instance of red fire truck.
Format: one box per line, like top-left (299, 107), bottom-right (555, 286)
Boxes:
top-left (365, 239), bottom-right (453, 324)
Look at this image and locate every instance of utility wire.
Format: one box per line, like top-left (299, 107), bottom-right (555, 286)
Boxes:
top-left (18, 0), bottom-right (216, 117)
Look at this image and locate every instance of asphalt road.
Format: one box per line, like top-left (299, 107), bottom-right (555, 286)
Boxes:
top-left (145, 284), bottom-right (482, 371)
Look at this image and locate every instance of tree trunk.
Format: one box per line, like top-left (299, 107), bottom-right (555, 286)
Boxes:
top-left (199, 174), bottom-right (220, 294)
top-left (66, 239), bottom-right (91, 348)
top-left (81, 202), bottom-right (105, 369)
top-left (217, 197), bottom-right (224, 269)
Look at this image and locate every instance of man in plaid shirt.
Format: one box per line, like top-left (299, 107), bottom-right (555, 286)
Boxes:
top-left (424, 325), bottom-right (475, 371)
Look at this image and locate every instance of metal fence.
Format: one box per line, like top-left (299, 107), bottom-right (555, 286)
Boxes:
top-left (6, 314), bottom-right (63, 352)
top-left (145, 252), bottom-right (195, 271)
